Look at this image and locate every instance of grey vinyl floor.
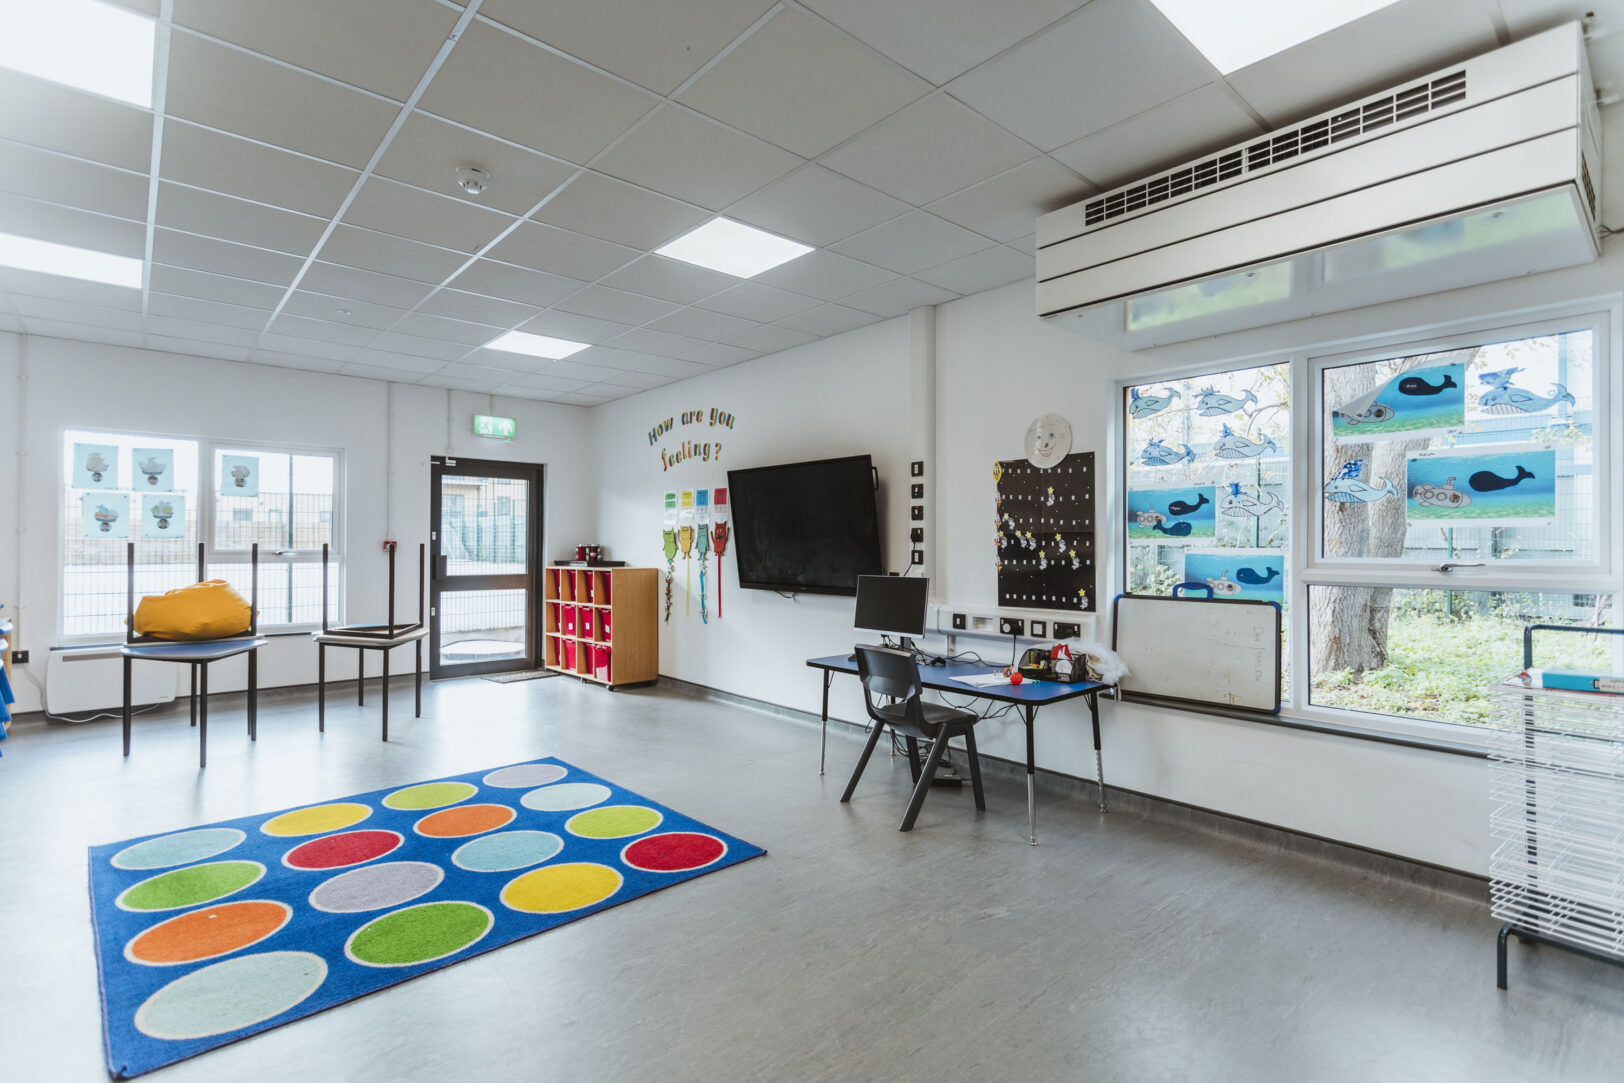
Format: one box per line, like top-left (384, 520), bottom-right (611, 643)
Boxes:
top-left (2, 675), bottom-right (1622, 1082)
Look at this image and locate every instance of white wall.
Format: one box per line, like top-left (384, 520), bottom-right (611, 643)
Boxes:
top-left (1, 334), bottom-right (595, 714)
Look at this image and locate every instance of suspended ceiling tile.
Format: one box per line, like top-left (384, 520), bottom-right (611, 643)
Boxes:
top-left (614, 354), bottom-right (712, 378)
top-left (340, 361), bottom-right (433, 383)
top-left (394, 312), bottom-right (503, 347)
top-left (516, 359), bottom-right (605, 382)
top-left (374, 111), bottom-right (578, 218)
top-left (926, 157), bottom-right (1093, 242)
top-left (417, 20), bottom-right (657, 165)
top-left (8, 294), bottom-right (144, 330)
top-left (675, 342), bottom-right (760, 366)
top-left (830, 211), bottom-right (990, 275)
top-left (447, 259), bottom-right (587, 308)
top-left (1051, 84), bottom-right (1261, 189)
top-left (1007, 233), bottom-right (1037, 255)
top-left (147, 315), bottom-right (261, 347)
top-left (0, 144), bottom-right (149, 222)
top-left (724, 323), bottom-right (815, 353)
top-left (821, 94), bottom-right (1035, 206)
top-left (748, 248), bottom-right (896, 301)
top-left (517, 309), bottom-right (633, 344)
top-left (677, 7), bottom-right (929, 158)
top-left (594, 105), bottom-right (802, 210)
top-left (1224, 0), bottom-right (1500, 125)
top-left (727, 165), bottom-right (910, 247)
top-left (0, 71), bottom-right (153, 171)
top-left (347, 349), bottom-right (447, 373)
top-left (913, 244), bottom-right (1032, 294)
top-left (596, 369), bottom-right (674, 390)
top-left (148, 336), bottom-right (251, 363)
top-left (774, 302), bottom-right (881, 337)
top-left (283, 290), bottom-right (407, 330)
top-left (418, 363), bottom-right (510, 391)
top-left (257, 333), bottom-right (359, 361)
top-left (300, 262), bottom-right (436, 309)
top-left (799, 0), bottom-right (1091, 85)
top-left (556, 284), bottom-right (680, 326)
top-left (155, 182), bottom-right (328, 256)
top-left (0, 194), bottom-right (146, 257)
top-left (251, 350), bottom-right (348, 373)
top-left (149, 265), bottom-right (288, 309)
top-left (418, 289), bottom-right (538, 328)
top-left (608, 327), bottom-right (706, 356)
top-left (171, 0), bottom-right (458, 101)
top-left (0, 270), bottom-right (141, 309)
top-left (646, 306), bottom-right (758, 342)
top-left (321, 225), bottom-right (469, 284)
top-left (151, 229), bottom-right (305, 286)
top-left (498, 371), bottom-right (591, 392)
top-left (148, 292), bottom-right (271, 330)
top-left (165, 32), bottom-right (401, 169)
top-left (25, 320), bottom-right (146, 348)
top-left (697, 281), bottom-right (820, 323)
top-left (342, 176), bottom-right (516, 254)
top-left (267, 313), bottom-right (379, 348)
top-left (841, 276), bottom-right (958, 317)
top-left (470, 346), bottom-right (551, 373)
top-left (159, 121), bottom-right (360, 218)
top-left (599, 255), bottom-right (738, 306)
top-left (570, 346), bottom-right (673, 371)
top-left (948, 0), bottom-right (1209, 151)
top-left (368, 331), bottom-right (470, 361)
top-left (557, 391), bottom-right (613, 406)
top-left (529, 171), bottom-right (708, 251)
top-left (107, 0), bottom-right (161, 14)
top-left (484, 220), bottom-right (640, 282)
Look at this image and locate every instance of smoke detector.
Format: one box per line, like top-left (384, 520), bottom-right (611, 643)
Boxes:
top-left (455, 166), bottom-right (491, 196)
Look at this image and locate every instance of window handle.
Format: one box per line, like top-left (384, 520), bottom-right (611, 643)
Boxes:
top-left (275, 549), bottom-right (297, 557)
top-left (1434, 561), bottom-right (1486, 573)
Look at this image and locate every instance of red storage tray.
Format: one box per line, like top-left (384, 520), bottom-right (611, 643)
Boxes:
top-left (592, 645), bottom-right (611, 683)
top-left (602, 611), bottom-right (612, 642)
top-left (563, 639), bottom-right (577, 670)
top-left (580, 608), bottom-right (594, 639)
top-left (560, 605), bottom-right (577, 636)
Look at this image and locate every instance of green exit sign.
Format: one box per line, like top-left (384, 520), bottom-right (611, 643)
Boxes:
top-left (473, 414), bottom-right (517, 440)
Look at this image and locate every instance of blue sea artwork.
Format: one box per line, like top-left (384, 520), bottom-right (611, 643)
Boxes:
top-left (1331, 362), bottom-right (1464, 443)
top-left (75, 442), bottom-right (119, 490)
top-left (1323, 459), bottom-right (1399, 504)
top-left (133, 448), bottom-right (174, 491)
top-left (1127, 487), bottom-right (1216, 542)
top-left (1406, 444), bottom-right (1556, 525)
top-left (83, 492), bottom-right (130, 539)
top-left (1211, 424), bottom-right (1278, 459)
top-left (1138, 438), bottom-right (1194, 466)
top-left (141, 494), bottom-right (186, 539)
top-left (1128, 387), bottom-right (1181, 419)
top-left (1183, 551), bottom-right (1284, 603)
top-left (1477, 383), bottom-right (1575, 416)
top-left (220, 454), bottom-right (259, 497)
top-left (1195, 386), bottom-right (1257, 416)
top-left (1479, 367), bottom-right (1524, 388)
top-left (1219, 482), bottom-right (1284, 519)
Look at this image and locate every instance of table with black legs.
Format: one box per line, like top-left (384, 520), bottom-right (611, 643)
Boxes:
top-left (807, 654), bottom-right (1112, 844)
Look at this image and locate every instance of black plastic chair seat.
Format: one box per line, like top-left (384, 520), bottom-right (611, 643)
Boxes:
top-left (873, 699), bottom-right (978, 739)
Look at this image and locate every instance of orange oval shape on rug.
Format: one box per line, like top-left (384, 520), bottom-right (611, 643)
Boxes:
top-left (414, 804), bottom-right (516, 838)
top-left (126, 900), bottom-right (292, 965)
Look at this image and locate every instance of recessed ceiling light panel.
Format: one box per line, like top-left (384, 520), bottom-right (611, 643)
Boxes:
top-left (1149, 0), bottom-right (1402, 74)
top-left (0, 231), bottom-right (142, 287)
top-left (0, 0), bottom-right (156, 107)
top-left (656, 217), bottom-right (813, 279)
top-left (485, 330), bottom-right (590, 360)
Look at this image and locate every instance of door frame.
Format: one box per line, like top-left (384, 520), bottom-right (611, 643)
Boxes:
top-left (429, 455), bottom-right (545, 678)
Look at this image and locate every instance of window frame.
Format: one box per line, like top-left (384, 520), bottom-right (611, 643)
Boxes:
top-left (1113, 299), bottom-right (1623, 747)
top-left (56, 429), bottom-right (345, 643)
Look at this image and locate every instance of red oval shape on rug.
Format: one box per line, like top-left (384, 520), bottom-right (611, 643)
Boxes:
top-left (622, 832), bottom-right (726, 872)
top-left (284, 830), bottom-right (403, 870)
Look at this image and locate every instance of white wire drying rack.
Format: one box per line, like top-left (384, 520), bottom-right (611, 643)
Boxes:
top-left (1489, 623), bottom-right (1624, 989)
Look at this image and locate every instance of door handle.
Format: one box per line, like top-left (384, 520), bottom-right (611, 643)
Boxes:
top-left (437, 555), bottom-right (449, 580)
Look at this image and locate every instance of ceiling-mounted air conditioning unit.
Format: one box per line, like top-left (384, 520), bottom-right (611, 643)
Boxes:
top-left (1036, 22), bottom-right (1602, 349)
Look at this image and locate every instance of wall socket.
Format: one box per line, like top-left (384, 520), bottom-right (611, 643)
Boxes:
top-left (951, 613), bottom-right (966, 630)
top-left (910, 461), bottom-right (924, 477)
top-left (909, 527), bottom-right (923, 543)
top-left (910, 505), bottom-right (924, 520)
top-left (911, 483), bottom-right (924, 499)
top-left (11, 649), bottom-right (28, 665)
top-left (910, 549), bottom-right (924, 565)
top-left (1029, 620), bottom-right (1047, 638)
top-left (999, 617), bottom-right (1024, 637)
top-left (1053, 622), bottom-right (1082, 640)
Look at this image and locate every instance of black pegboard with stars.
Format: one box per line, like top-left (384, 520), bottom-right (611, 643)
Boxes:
top-left (994, 452), bottom-right (1095, 611)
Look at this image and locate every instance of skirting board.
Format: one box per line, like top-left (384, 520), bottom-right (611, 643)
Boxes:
top-left (654, 676), bottom-right (1489, 902)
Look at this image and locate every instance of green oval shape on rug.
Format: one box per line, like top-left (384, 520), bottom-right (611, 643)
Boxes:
top-left (382, 781), bottom-right (478, 810)
top-left (346, 902), bottom-right (493, 967)
top-left (117, 861), bottom-right (265, 912)
top-left (565, 804), bottom-right (662, 839)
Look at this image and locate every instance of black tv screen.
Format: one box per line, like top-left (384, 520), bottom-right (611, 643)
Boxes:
top-left (727, 455), bottom-right (884, 596)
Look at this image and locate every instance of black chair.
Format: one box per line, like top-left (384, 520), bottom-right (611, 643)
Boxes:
top-left (841, 645), bottom-right (985, 831)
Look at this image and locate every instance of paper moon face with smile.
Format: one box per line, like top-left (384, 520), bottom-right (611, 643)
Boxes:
top-left (1025, 414), bottom-right (1072, 469)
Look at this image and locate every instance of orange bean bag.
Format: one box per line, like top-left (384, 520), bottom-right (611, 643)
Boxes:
top-left (133, 580), bottom-right (252, 640)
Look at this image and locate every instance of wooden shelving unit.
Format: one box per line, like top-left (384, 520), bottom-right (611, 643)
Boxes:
top-left (542, 566), bottom-right (658, 689)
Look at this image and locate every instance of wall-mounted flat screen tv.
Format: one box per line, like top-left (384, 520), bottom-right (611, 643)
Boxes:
top-left (727, 454), bottom-right (884, 596)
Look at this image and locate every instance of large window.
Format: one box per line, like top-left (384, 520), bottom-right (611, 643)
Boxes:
top-left (1122, 310), bottom-right (1618, 735)
top-left (62, 431), bottom-right (341, 638)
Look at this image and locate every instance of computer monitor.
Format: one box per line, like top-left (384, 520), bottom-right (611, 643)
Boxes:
top-left (854, 575), bottom-right (928, 639)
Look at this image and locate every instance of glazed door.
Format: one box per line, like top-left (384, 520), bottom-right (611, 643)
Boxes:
top-left (429, 457), bottom-right (543, 678)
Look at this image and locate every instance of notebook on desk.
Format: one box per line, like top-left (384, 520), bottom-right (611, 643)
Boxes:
top-left (950, 672), bottom-right (1013, 688)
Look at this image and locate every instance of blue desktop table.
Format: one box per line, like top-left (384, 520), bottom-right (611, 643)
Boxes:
top-left (807, 654), bottom-right (1112, 844)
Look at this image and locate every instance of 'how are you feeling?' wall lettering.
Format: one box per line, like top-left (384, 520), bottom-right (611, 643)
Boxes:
top-left (649, 407), bottom-right (736, 471)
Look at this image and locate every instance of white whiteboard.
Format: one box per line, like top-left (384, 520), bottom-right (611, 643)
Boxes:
top-left (1112, 595), bottom-right (1281, 713)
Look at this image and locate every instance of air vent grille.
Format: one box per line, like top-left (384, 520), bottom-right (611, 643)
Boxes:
top-left (1581, 157), bottom-right (1597, 222)
top-left (1081, 69), bottom-right (1468, 229)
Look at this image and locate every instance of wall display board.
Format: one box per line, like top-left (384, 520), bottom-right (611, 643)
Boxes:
top-left (994, 451), bottom-right (1094, 611)
top-left (1112, 593), bottom-right (1282, 713)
